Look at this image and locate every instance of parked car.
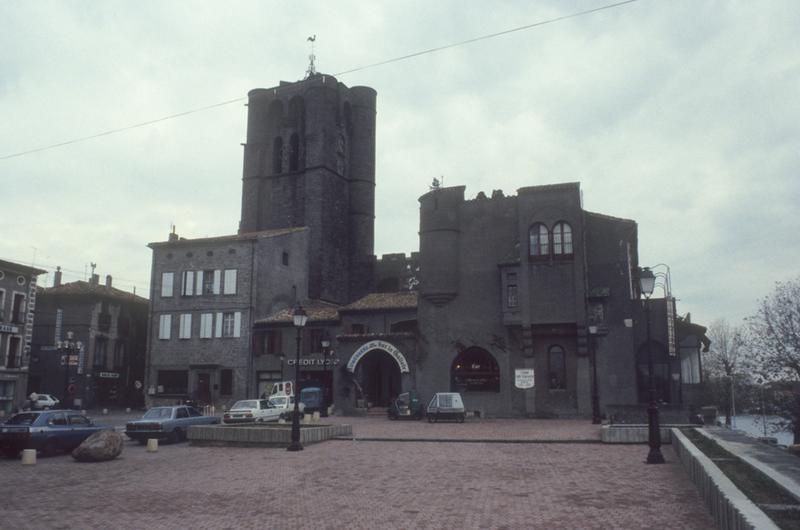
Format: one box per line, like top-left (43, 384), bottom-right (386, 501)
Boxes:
top-left (427, 392), bottom-right (466, 423)
top-left (388, 391), bottom-right (424, 420)
top-left (31, 394), bottom-right (60, 410)
top-left (0, 410), bottom-right (109, 457)
top-left (223, 399), bottom-right (282, 424)
top-left (125, 405), bottom-right (219, 444)
top-left (268, 395), bottom-right (300, 420)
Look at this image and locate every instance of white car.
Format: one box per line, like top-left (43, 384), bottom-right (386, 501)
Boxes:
top-left (268, 395), bottom-right (304, 420)
top-left (31, 394), bottom-right (60, 410)
top-left (223, 399), bottom-right (282, 424)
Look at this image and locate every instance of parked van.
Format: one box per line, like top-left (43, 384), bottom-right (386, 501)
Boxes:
top-left (427, 392), bottom-right (465, 423)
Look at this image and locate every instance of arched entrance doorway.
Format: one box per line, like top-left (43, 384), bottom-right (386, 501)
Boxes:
top-left (347, 340), bottom-right (410, 408)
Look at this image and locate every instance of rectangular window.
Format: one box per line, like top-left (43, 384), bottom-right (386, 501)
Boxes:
top-left (94, 338), bottom-right (108, 368)
top-left (157, 370), bottom-right (188, 395)
top-left (506, 273), bottom-right (518, 308)
top-left (265, 330), bottom-right (282, 355)
top-left (200, 313), bottom-right (213, 339)
top-left (179, 314), bottom-right (192, 339)
top-left (54, 308), bottom-right (63, 342)
top-left (223, 269), bottom-right (237, 295)
top-left (351, 323), bottom-right (366, 334)
top-left (113, 341), bottom-right (125, 368)
top-left (161, 272), bottom-right (174, 297)
top-left (221, 312), bottom-right (241, 338)
top-left (306, 328), bottom-right (323, 355)
top-left (0, 289), bottom-right (5, 321)
top-left (202, 270), bottom-right (215, 295)
top-left (6, 337), bottom-right (21, 368)
top-left (158, 314), bottom-right (172, 340)
top-left (11, 293), bottom-right (25, 324)
top-left (220, 369), bottom-right (233, 395)
top-left (181, 271), bottom-right (195, 296)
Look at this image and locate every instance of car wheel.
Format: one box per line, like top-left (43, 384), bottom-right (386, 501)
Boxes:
top-left (42, 439), bottom-right (58, 457)
top-left (459, 413), bottom-right (466, 423)
top-left (427, 415), bottom-right (434, 423)
top-left (136, 439), bottom-right (147, 445)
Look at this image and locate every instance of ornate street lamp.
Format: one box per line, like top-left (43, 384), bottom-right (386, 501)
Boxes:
top-left (640, 267), bottom-right (664, 464)
top-left (588, 325), bottom-right (601, 425)
top-left (287, 305), bottom-right (308, 452)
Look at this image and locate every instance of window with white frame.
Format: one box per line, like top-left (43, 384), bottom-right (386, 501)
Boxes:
top-left (181, 271), bottom-right (195, 296)
top-left (218, 311), bottom-right (241, 338)
top-left (223, 269), bottom-right (237, 295)
top-left (0, 289), bottom-right (5, 321)
top-left (179, 314), bottom-right (192, 339)
top-left (202, 270), bottom-right (215, 295)
top-left (199, 313), bottom-right (213, 339)
top-left (158, 314), bottom-right (172, 340)
top-left (11, 293), bottom-right (25, 324)
top-left (161, 272), bottom-right (174, 297)
top-left (553, 222), bottom-right (573, 256)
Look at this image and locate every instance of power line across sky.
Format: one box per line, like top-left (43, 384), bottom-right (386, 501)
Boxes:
top-left (0, 0), bottom-right (641, 162)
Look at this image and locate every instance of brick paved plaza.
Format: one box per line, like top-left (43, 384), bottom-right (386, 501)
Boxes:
top-left (1, 418), bottom-right (715, 529)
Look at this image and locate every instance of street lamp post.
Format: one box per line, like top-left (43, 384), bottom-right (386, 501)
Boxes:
top-left (279, 354), bottom-right (285, 381)
top-left (287, 305), bottom-right (308, 452)
top-left (589, 325), bottom-right (601, 425)
top-left (321, 335), bottom-right (331, 415)
top-left (56, 331), bottom-right (82, 410)
top-left (640, 267), bottom-right (665, 464)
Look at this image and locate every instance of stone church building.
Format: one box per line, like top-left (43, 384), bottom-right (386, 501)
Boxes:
top-left (145, 72), bottom-right (707, 418)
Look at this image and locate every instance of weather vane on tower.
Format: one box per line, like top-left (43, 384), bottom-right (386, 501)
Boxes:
top-left (305, 35), bottom-right (317, 78)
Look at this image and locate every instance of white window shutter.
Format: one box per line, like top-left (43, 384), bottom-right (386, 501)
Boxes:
top-left (224, 269), bottom-right (237, 295)
top-left (187, 271), bottom-right (195, 296)
top-left (215, 312), bottom-right (223, 338)
top-left (213, 270), bottom-right (221, 295)
top-left (159, 314), bottom-right (171, 340)
top-left (233, 312), bottom-right (241, 338)
top-left (195, 271), bottom-right (203, 295)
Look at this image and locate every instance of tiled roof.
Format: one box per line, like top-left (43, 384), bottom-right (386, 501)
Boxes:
top-left (148, 227), bottom-right (307, 248)
top-left (342, 291), bottom-right (418, 312)
top-left (256, 300), bottom-right (342, 325)
top-left (0, 259), bottom-right (46, 276)
top-left (41, 281), bottom-right (148, 304)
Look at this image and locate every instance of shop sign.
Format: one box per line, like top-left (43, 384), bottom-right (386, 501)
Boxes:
top-left (347, 340), bottom-right (410, 373)
top-left (0, 324), bottom-right (19, 334)
top-left (99, 371), bottom-right (120, 379)
top-left (287, 358), bottom-right (340, 367)
top-left (515, 369), bottom-right (535, 389)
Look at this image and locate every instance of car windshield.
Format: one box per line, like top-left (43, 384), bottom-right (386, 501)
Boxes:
top-left (269, 397), bottom-right (287, 406)
top-left (231, 400), bottom-right (258, 410)
top-left (6, 412), bottom-right (40, 425)
top-left (143, 408), bottom-right (174, 419)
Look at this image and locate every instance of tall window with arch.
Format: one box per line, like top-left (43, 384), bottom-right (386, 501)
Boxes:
top-left (289, 133), bottom-right (300, 171)
top-left (529, 223), bottom-right (549, 258)
top-left (272, 136), bottom-right (283, 174)
top-left (553, 222), bottom-right (573, 256)
top-left (548, 345), bottom-right (566, 390)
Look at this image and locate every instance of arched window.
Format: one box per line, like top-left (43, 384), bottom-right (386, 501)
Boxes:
top-left (289, 133), bottom-right (300, 171)
top-left (272, 136), bottom-right (283, 174)
top-left (451, 347), bottom-right (500, 392)
top-left (548, 345), bottom-right (566, 390)
top-left (529, 223), bottom-right (549, 257)
top-left (553, 222), bottom-right (573, 256)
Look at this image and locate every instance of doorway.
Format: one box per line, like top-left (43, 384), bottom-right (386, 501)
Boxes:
top-left (197, 373), bottom-right (211, 404)
top-left (355, 349), bottom-right (401, 407)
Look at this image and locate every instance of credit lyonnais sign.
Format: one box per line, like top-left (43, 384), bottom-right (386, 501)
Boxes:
top-left (347, 340), bottom-right (410, 373)
top-left (287, 358), bottom-right (340, 367)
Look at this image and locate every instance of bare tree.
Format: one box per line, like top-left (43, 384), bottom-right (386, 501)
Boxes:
top-left (703, 318), bottom-right (748, 425)
top-left (746, 276), bottom-right (800, 443)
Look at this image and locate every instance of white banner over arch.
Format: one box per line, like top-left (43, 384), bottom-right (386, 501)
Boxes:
top-left (346, 340), bottom-right (410, 373)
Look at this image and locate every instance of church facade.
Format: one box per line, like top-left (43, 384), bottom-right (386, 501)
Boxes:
top-left (145, 72), bottom-right (707, 418)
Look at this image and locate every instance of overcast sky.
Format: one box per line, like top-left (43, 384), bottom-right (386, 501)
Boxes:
top-left (1, 0), bottom-right (798, 326)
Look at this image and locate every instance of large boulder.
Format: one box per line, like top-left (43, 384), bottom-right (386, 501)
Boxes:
top-left (72, 430), bottom-right (124, 462)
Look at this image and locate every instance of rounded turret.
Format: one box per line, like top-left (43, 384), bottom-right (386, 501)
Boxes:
top-left (418, 186), bottom-right (465, 305)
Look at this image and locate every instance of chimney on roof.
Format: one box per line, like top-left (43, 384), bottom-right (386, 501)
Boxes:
top-left (168, 224), bottom-right (179, 242)
top-left (105, 275), bottom-right (112, 288)
top-left (54, 266), bottom-right (62, 287)
top-left (90, 273), bottom-right (99, 287)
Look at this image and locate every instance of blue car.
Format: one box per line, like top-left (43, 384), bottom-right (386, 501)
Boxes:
top-left (0, 410), bottom-right (109, 458)
top-left (125, 406), bottom-right (219, 444)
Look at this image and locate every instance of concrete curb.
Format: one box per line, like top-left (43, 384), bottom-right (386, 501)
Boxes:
top-left (601, 425), bottom-right (674, 444)
top-left (671, 428), bottom-right (778, 530)
top-left (188, 423), bottom-right (352, 446)
top-left (701, 429), bottom-right (800, 505)
top-left (334, 437), bottom-right (602, 444)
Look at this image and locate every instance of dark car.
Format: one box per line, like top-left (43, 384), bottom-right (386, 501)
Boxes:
top-left (388, 391), bottom-right (424, 420)
top-left (125, 406), bottom-right (219, 443)
top-left (0, 410), bottom-right (109, 458)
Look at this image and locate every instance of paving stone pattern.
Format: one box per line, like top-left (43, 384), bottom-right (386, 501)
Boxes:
top-left (1, 419), bottom-right (716, 529)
